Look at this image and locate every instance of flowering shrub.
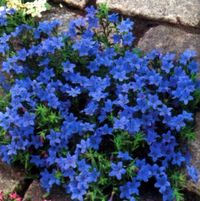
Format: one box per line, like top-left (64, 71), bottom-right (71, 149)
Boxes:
top-left (0, 4), bottom-right (200, 201)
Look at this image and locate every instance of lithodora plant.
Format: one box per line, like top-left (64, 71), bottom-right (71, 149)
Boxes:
top-left (0, 4), bottom-right (200, 201)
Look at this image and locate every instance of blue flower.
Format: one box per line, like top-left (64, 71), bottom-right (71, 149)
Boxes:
top-left (117, 19), bottom-right (134, 33)
top-left (118, 151), bottom-right (133, 161)
top-left (147, 94), bottom-right (162, 109)
top-left (40, 169), bottom-right (60, 192)
top-left (155, 174), bottom-right (171, 194)
top-left (122, 32), bottom-right (135, 46)
top-left (120, 178), bottom-right (140, 199)
top-left (149, 142), bottom-right (164, 162)
top-left (67, 180), bottom-right (86, 201)
top-left (72, 38), bottom-right (97, 56)
top-left (188, 60), bottom-right (199, 73)
top-left (57, 153), bottom-right (77, 171)
top-left (180, 49), bottom-right (196, 65)
top-left (161, 53), bottom-right (175, 73)
top-left (171, 152), bottom-right (185, 166)
top-left (46, 130), bottom-right (61, 146)
top-left (136, 164), bottom-right (152, 182)
top-left (62, 61), bottom-right (75, 73)
top-left (30, 155), bottom-right (45, 167)
top-left (87, 134), bottom-right (102, 150)
top-left (162, 131), bottom-right (175, 144)
top-left (66, 86), bottom-right (81, 97)
top-left (109, 162), bottom-right (126, 180)
top-left (33, 20), bottom-right (60, 39)
top-left (127, 118), bottom-right (142, 135)
top-left (187, 165), bottom-right (199, 183)
top-left (114, 116), bottom-right (129, 130)
top-left (108, 13), bottom-right (119, 23)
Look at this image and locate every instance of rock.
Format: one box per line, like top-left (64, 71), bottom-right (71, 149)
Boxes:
top-left (137, 25), bottom-right (200, 63)
top-left (96, 0), bottom-right (200, 29)
top-left (51, 0), bottom-right (89, 9)
top-left (186, 112), bottom-right (200, 196)
top-left (0, 162), bottom-right (25, 194)
top-left (41, 5), bottom-right (81, 33)
top-left (23, 180), bottom-right (70, 201)
top-left (48, 186), bottom-right (71, 201)
top-left (23, 180), bottom-right (44, 201)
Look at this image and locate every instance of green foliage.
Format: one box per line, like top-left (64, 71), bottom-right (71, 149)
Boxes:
top-left (97, 3), bottom-right (109, 19)
top-left (0, 0), bottom-right (6, 6)
top-left (0, 128), bottom-right (9, 145)
top-left (114, 131), bottom-right (145, 152)
top-left (173, 188), bottom-right (185, 201)
top-left (180, 126), bottom-right (196, 141)
top-left (0, 93), bottom-right (10, 111)
top-left (35, 104), bottom-right (62, 138)
top-left (169, 171), bottom-right (186, 201)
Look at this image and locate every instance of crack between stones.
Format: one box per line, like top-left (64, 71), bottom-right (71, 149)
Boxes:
top-left (86, 0), bottom-right (97, 7)
top-left (15, 178), bottom-right (33, 200)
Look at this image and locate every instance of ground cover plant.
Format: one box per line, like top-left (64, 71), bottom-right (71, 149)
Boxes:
top-left (0, 3), bottom-right (200, 201)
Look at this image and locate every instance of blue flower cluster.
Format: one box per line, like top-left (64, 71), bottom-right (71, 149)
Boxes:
top-left (0, 5), bottom-right (199, 201)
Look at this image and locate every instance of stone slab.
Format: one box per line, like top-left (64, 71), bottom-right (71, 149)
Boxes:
top-left (97, 0), bottom-right (200, 28)
top-left (0, 162), bottom-right (24, 194)
top-left (23, 180), bottom-right (70, 201)
top-left (23, 180), bottom-right (44, 201)
top-left (137, 25), bottom-right (200, 63)
top-left (51, 0), bottom-right (89, 9)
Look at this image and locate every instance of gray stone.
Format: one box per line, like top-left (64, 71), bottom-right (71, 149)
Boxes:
top-left (23, 180), bottom-right (70, 201)
top-left (23, 180), bottom-right (44, 201)
top-left (51, 0), bottom-right (89, 9)
top-left (0, 161), bottom-right (24, 194)
top-left (97, 0), bottom-right (200, 28)
top-left (186, 112), bottom-right (200, 196)
top-left (42, 5), bottom-right (80, 33)
top-left (137, 25), bottom-right (200, 63)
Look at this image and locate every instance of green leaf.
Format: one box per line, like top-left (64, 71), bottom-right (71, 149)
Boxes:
top-left (173, 188), bottom-right (185, 201)
top-left (97, 3), bottom-right (109, 19)
top-left (25, 153), bottom-right (30, 170)
top-left (132, 48), bottom-right (144, 57)
top-left (180, 126), bottom-right (196, 141)
top-left (45, 3), bottom-right (52, 10)
top-left (55, 171), bottom-right (62, 180)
